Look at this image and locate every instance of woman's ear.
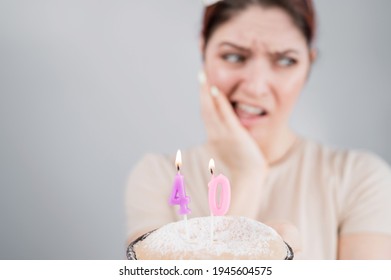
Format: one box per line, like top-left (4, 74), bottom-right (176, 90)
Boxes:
top-left (306, 48), bottom-right (318, 80)
top-left (309, 47), bottom-right (318, 63)
top-left (199, 37), bottom-right (206, 61)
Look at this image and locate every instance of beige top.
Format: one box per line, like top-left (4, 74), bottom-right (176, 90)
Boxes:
top-left (125, 137), bottom-right (391, 259)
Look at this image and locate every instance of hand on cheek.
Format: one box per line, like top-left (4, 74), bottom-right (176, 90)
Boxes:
top-left (199, 71), bottom-right (241, 135)
top-left (199, 71), bottom-right (267, 178)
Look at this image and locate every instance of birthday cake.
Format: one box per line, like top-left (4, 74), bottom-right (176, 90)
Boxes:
top-left (126, 216), bottom-right (294, 260)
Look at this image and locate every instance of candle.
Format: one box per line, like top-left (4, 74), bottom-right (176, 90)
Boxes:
top-left (208, 158), bottom-right (231, 243)
top-left (169, 150), bottom-right (191, 239)
top-left (169, 150), bottom-right (191, 215)
top-left (208, 159), bottom-right (231, 216)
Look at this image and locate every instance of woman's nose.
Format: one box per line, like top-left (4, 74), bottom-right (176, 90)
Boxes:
top-left (241, 60), bottom-right (272, 98)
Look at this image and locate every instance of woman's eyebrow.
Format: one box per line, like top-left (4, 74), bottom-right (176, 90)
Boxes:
top-left (219, 42), bottom-right (301, 56)
top-left (273, 49), bottom-right (300, 55)
top-left (218, 42), bottom-right (250, 52)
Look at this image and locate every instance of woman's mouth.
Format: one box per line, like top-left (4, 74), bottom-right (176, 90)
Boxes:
top-left (232, 102), bottom-right (269, 127)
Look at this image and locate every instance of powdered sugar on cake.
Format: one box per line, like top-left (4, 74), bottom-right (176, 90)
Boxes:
top-left (137, 216), bottom-right (284, 259)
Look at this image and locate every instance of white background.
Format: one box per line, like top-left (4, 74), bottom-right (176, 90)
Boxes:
top-left (0, 0), bottom-right (390, 259)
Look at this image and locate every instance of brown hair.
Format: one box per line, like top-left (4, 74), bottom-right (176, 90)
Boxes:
top-left (202, 0), bottom-right (316, 49)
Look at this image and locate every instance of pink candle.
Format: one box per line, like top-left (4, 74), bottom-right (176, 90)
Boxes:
top-left (208, 159), bottom-right (231, 216)
top-left (169, 150), bottom-right (191, 215)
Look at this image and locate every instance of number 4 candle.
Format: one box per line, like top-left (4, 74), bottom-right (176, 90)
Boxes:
top-left (169, 150), bottom-right (191, 238)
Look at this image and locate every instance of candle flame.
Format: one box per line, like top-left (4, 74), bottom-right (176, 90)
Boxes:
top-left (175, 150), bottom-right (182, 171)
top-left (209, 158), bottom-right (215, 175)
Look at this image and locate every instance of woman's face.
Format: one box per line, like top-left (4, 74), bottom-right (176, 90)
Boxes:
top-left (203, 5), bottom-right (312, 144)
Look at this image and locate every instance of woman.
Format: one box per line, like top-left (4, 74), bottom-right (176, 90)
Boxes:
top-left (126, 0), bottom-right (391, 259)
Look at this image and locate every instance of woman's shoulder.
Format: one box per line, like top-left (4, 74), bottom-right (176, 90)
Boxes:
top-left (130, 144), bottom-right (210, 174)
top-left (298, 137), bottom-right (391, 177)
top-left (129, 153), bottom-right (171, 177)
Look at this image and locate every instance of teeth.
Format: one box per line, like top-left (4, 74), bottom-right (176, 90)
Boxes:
top-left (237, 103), bottom-right (264, 115)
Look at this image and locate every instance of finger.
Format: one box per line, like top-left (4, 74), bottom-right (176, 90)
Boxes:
top-left (199, 71), bottom-right (221, 126)
top-left (209, 85), bottom-right (243, 131)
top-left (198, 71), bottom-right (225, 136)
top-left (266, 221), bottom-right (302, 255)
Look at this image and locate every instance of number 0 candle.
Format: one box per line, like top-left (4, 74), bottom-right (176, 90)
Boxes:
top-left (208, 159), bottom-right (231, 216)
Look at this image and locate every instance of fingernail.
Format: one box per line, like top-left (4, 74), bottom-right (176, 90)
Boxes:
top-left (198, 71), bottom-right (206, 85)
top-left (210, 86), bottom-right (219, 97)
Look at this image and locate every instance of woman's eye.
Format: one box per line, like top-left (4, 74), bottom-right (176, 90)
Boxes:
top-left (276, 56), bottom-right (297, 67)
top-left (222, 53), bottom-right (245, 63)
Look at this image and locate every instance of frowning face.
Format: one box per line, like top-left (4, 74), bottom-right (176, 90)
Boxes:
top-left (203, 5), bottom-right (312, 144)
